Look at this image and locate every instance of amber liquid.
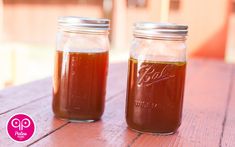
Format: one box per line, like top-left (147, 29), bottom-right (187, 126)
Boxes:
top-left (53, 50), bottom-right (108, 121)
top-left (126, 57), bottom-right (186, 133)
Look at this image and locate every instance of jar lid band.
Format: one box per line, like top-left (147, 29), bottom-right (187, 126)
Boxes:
top-left (134, 22), bottom-right (188, 40)
top-left (58, 16), bottom-right (110, 33)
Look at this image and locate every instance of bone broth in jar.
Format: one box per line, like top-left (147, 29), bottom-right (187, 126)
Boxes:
top-left (126, 22), bottom-right (188, 134)
top-left (53, 17), bottom-right (110, 122)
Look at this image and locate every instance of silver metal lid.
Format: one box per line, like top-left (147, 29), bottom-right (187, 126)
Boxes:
top-left (134, 22), bottom-right (188, 40)
top-left (58, 16), bottom-right (110, 33)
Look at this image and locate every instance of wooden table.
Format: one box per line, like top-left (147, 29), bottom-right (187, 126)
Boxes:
top-left (0, 59), bottom-right (235, 147)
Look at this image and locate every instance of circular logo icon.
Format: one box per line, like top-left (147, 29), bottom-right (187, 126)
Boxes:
top-left (6, 113), bottom-right (35, 142)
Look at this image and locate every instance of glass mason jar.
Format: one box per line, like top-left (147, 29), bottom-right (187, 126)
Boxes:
top-left (126, 22), bottom-right (188, 134)
top-left (53, 17), bottom-right (110, 122)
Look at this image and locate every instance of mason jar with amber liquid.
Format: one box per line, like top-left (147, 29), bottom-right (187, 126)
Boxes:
top-left (126, 22), bottom-right (188, 134)
top-left (53, 16), bottom-right (110, 122)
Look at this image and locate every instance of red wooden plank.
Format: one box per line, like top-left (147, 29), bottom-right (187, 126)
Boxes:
top-left (221, 65), bottom-right (235, 147)
top-left (130, 60), bottom-right (233, 146)
top-left (0, 62), bottom-right (127, 146)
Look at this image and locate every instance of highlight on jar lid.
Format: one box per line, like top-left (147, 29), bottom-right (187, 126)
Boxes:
top-left (58, 16), bottom-right (110, 33)
top-left (133, 22), bottom-right (188, 40)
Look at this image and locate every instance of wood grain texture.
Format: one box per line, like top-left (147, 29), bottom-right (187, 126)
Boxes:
top-left (221, 65), bottom-right (235, 147)
top-left (131, 60), bottom-right (234, 147)
top-left (0, 62), bottom-right (127, 146)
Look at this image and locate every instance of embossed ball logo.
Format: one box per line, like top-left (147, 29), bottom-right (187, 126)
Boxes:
top-left (6, 113), bottom-right (35, 142)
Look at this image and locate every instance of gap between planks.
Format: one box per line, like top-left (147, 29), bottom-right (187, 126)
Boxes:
top-left (0, 93), bottom-right (50, 115)
top-left (219, 65), bottom-right (235, 147)
top-left (27, 122), bottom-right (71, 147)
top-left (128, 133), bottom-right (142, 147)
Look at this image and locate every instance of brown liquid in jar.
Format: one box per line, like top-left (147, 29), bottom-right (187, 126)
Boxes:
top-left (126, 57), bottom-right (186, 133)
top-left (53, 50), bottom-right (108, 121)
